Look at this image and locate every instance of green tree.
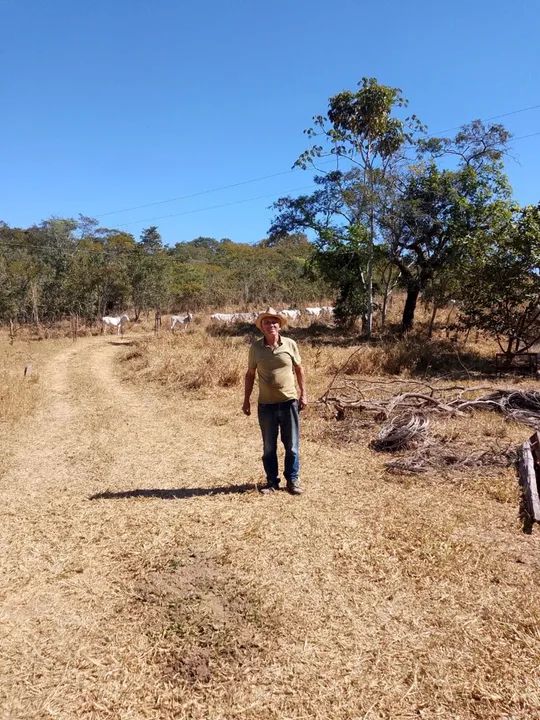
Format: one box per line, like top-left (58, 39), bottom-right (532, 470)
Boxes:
top-left (130, 226), bottom-right (170, 319)
top-left (272, 77), bottom-right (423, 334)
top-left (382, 121), bottom-right (512, 331)
top-left (95, 231), bottom-right (135, 316)
top-left (460, 204), bottom-right (540, 356)
top-left (139, 225), bottom-right (163, 253)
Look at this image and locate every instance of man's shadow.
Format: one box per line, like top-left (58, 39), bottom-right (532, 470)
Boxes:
top-left (89, 483), bottom-right (255, 501)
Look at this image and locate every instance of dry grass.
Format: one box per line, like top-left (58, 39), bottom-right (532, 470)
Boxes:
top-left (2, 318), bottom-right (540, 719)
top-left (135, 492), bottom-right (539, 720)
top-left (120, 330), bottom-right (247, 391)
top-left (0, 335), bottom-right (41, 425)
top-left (322, 334), bottom-right (494, 377)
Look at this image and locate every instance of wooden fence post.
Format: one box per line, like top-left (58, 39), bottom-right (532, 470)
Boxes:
top-left (518, 432), bottom-right (540, 532)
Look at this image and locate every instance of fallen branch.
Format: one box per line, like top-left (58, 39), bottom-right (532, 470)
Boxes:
top-left (385, 443), bottom-right (517, 474)
top-left (370, 413), bottom-right (430, 451)
top-left (323, 384), bottom-right (540, 430)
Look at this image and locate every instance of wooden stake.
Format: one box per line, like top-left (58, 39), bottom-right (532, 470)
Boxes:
top-left (518, 434), bottom-right (540, 526)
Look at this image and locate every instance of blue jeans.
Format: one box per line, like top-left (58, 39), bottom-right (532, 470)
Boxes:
top-left (257, 400), bottom-right (300, 487)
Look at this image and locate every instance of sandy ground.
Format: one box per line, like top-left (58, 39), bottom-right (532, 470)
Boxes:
top-left (2, 336), bottom-right (540, 720)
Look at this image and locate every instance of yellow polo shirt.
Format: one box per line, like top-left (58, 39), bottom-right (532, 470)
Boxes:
top-left (248, 335), bottom-right (301, 404)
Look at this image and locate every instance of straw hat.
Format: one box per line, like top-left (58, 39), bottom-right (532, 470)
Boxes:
top-left (255, 307), bottom-right (288, 331)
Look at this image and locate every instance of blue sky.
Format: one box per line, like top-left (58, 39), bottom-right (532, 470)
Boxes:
top-left (1, 0), bottom-right (539, 246)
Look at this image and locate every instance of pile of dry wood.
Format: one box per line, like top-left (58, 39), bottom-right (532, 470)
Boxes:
top-left (321, 378), bottom-right (535, 473)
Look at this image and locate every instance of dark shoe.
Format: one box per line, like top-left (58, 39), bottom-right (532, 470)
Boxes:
top-left (287, 483), bottom-right (303, 495)
top-left (260, 484), bottom-right (279, 495)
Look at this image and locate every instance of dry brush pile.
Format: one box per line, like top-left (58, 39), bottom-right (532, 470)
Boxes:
top-left (322, 377), bottom-right (532, 474)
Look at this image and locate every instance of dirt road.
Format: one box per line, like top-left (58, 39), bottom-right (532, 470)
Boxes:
top-left (0, 337), bottom-right (265, 718)
top-left (1, 336), bottom-right (356, 719)
top-left (2, 337), bottom-right (540, 720)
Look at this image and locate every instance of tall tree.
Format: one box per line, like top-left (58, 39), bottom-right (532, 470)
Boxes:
top-left (382, 121), bottom-right (512, 331)
top-left (139, 225), bottom-right (163, 253)
top-left (131, 226), bottom-right (169, 318)
top-left (460, 203), bottom-right (540, 356)
top-left (272, 77), bottom-right (423, 334)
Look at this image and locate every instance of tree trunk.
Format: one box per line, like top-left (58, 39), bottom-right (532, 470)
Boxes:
top-left (380, 264), bottom-right (398, 330)
top-left (30, 282), bottom-right (40, 328)
top-left (365, 210), bottom-right (375, 338)
top-left (402, 284), bottom-right (420, 332)
top-left (427, 303), bottom-right (438, 338)
top-left (381, 293), bottom-right (388, 330)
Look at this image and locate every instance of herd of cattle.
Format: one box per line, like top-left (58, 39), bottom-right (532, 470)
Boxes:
top-left (210, 306), bottom-right (335, 324)
top-left (101, 306), bottom-right (334, 334)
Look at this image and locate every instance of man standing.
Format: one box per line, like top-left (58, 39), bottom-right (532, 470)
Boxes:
top-left (242, 308), bottom-right (307, 495)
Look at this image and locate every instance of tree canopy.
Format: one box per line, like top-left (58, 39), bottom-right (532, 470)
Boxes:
top-left (0, 217), bottom-right (331, 322)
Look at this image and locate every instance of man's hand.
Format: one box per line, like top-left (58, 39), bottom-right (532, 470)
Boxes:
top-left (243, 368), bottom-right (256, 416)
top-left (294, 365), bottom-right (307, 412)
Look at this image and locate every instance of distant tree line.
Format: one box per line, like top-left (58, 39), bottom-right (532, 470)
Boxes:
top-left (0, 218), bottom-right (331, 324)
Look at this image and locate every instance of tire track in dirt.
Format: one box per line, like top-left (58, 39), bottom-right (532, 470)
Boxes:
top-left (0, 336), bottom-right (257, 719)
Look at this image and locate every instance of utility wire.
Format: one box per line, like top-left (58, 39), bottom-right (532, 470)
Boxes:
top-left (95, 168), bottom-right (297, 218)
top-left (89, 102), bottom-right (540, 220)
top-left (2, 123), bottom-right (538, 250)
top-left (513, 130), bottom-right (540, 141)
top-left (2, 116), bottom-right (539, 246)
top-left (430, 104), bottom-right (540, 137)
top-left (110, 131), bottom-right (540, 229)
top-left (113, 183), bottom-right (317, 230)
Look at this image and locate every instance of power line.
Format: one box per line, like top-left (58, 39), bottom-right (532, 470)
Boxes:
top-left (0, 183), bottom-right (318, 254)
top-left (487, 104), bottom-right (540, 122)
top-left (513, 130), bottom-right (540, 141)
top-left (3, 109), bottom-right (538, 244)
top-left (88, 102), bottom-right (540, 221)
top-left (113, 183), bottom-right (317, 230)
top-left (94, 168), bottom-right (298, 219)
top-left (431, 103), bottom-right (540, 137)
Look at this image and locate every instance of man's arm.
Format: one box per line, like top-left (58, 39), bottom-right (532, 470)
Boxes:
top-left (242, 368), bottom-right (256, 415)
top-left (294, 364), bottom-right (307, 410)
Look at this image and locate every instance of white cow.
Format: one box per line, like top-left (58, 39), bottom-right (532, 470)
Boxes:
top-left (320, 306), bottom-right (335, 317)
top-left (171, 312), bottom-right (193, 330)
top-left (102, 314), bottom-right (130, 335)
top-left (280, 309), bottom-right (301, 321)
top-left (232, 312), bottom-right (257, 323)
top-left (210, 313), bottom-right (235, 323)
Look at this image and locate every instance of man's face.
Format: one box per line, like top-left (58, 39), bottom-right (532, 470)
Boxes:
top-left (261, 317), bottom-right (280, 335)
